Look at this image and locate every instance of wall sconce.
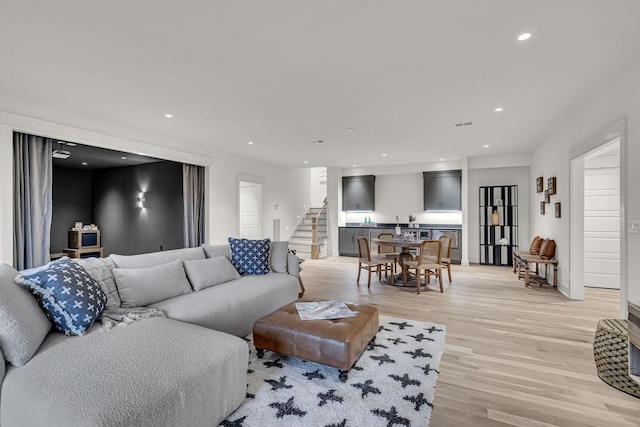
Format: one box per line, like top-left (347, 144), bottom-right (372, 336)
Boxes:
top-left (137, 192), bottom-right (146, 208)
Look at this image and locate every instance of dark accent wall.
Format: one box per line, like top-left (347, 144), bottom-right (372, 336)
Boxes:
top-left (51, 166), bottom-right (93, 253)
top-left (92, 161), bottom-right (184, 255)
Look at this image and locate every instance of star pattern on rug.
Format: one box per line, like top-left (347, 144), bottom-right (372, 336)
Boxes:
top-left (389, 321), bottom-right (413, 330)
top-left (403, 393), bottom-right (433, 411)
top-left (408, 333), bottom-right (435, 342)
top-left (424, 326), bottom-right (444, 334)
top-left (389, 373), bottom-right (421, 388)
top-left (371, 406), bottom-right (411, 426)
top-left (415, 363), bottom-right (439, 376)
top-left (220, 415), bottom-right (247, 427)
top-left (403, 348), bottom-right (433, 359)
top-left (264, 376), bottom-right (293, 391)
top-left (367, 340), bottom-right (389, 351)
top-left (387, 337), bottom-right (408, 345)
top-left (269, 396), bottom-right (307, 419)
top-left (370, 353), bottom-right (396, 366)
top-left (304, 369), bottom-right (325, 380)
top-left (325, 420), bottom-right (348, 427)
top-left (352, 379), bottom-right (382, 398)
top-left (317, 389), bottom-right (344, 406)
top-left (263, 358), bottom-right (284, 369)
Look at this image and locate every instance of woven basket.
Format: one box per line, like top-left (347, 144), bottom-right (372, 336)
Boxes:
top-left (593, 319), bottom-right (640, 398)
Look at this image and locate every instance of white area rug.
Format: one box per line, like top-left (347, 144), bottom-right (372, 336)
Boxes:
top-left (221, 315), bottom-right (446, 427)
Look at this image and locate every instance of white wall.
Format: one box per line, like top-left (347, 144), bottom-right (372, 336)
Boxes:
top-left (467, 166), bottom-right (530, 264)
top-left (531, 57), bottom-right (640, 312)
top-left (0, 112), bottom-right (310, 264)
top-left (309, 167), bottom-right (327, 207)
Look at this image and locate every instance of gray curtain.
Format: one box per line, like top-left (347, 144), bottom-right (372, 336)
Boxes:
top-left (183, 163), bottom-right (205, 247)
top-left (13, 132), bottom-right (53, 270)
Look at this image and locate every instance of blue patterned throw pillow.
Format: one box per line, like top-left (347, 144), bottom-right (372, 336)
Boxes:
top-left (16, 257), bottom-right (107, 336)
top-left (228, 238), bottom-right (271, 275)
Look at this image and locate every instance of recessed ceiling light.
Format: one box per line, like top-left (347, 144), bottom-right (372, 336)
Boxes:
top-left (303, 160), bottom-right (308, 164)
top-left (121, 156), bottom-right (127, 160)
top-left (483, 144), bottom-right (490, 148)
top-left (382, 153), bottom-right (387, 157)
top-left (517, 33), bottom-right (531, 41)
top-left (352, 164), bottom-right (357, 167)
top-left (248, 141), bottom-right (254, 145)
top-left (346, 128), bottom-right (355, 132)
top-left (164, 113), bottom-right (173, 118)
top-left (439, 158), bottom-right (444, 161)
top-left (82, 162), bottom-right (88, 165)
top-left (495, 107), bottom-right (504, 112)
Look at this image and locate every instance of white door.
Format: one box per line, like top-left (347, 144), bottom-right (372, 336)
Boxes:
top-left (584, 141), bottom-right (620, 289)
top-left (239, 181), bottom-right (262, 239)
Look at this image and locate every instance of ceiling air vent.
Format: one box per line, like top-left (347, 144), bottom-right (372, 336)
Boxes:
top-left (453, 121), bottom-right (473, 128)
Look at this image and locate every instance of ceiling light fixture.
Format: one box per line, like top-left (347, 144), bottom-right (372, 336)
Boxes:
top-left (82, 162), bottom-right (88, 166)
top-left (303, 160), bottom-right (308, 164)
top-left (517, 33), bottom-right (531, 41)
top-left (483, 144), bottom-right (490, 148)
top-left (248, 141), bottom-right (254, 145)
top-left (346, 128), bottom-right (355, 132)
top-left (164, 113), bottom-right (173, 118)
top-left (382, 153), bottom-right (387, 157)
top-left (311, 140), bottom-right (324, 144)
top-left (439, 158), bottom-right (444, 161)
top-left (495, 107), bottom-right (504, 112)
top-left (121, 156), bottom-right (127, 160)
top-left (52, 142), bottom-right (71, 159)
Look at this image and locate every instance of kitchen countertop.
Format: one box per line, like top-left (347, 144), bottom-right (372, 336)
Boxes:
top-left (342, 223), bottom-right (462, 229)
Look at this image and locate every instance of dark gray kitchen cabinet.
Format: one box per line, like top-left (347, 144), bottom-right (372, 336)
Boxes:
top-left (338, 227), bottom-right (371, 256)
top-left (342, 175), bottom-right (375, 211)
top-left (423, 170), bottom-right (461, 211)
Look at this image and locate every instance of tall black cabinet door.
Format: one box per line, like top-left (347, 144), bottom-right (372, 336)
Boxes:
top-left (440, 174), bottom-right (462, 210)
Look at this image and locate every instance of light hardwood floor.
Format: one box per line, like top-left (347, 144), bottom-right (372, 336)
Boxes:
top-left (299, 256), bottom-right (640, 427)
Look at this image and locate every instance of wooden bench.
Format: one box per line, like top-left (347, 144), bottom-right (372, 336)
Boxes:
top-left (513, 237), bottom-right (557, 287)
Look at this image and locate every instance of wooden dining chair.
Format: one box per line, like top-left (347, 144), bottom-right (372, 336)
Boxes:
top-left (376, 232), bottom-right (400, 274)
top-left (439, 235), bottom-right (453, 283)
top-left (357, 236), bottom-right (394, 288)
top-left (402, 239), bottom-right (443, 294)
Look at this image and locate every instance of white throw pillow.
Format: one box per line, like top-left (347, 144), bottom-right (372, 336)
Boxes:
top-left (183, 257), bottom-right (241, 291)
top-left (114, 260), bottom-right (192, 307)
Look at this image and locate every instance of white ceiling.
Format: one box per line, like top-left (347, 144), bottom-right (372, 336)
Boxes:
top-left (1, 0), bottom-right (640, 169)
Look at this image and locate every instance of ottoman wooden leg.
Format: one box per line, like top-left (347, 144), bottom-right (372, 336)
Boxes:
top-left (256, 348), bottom-right (265, 359)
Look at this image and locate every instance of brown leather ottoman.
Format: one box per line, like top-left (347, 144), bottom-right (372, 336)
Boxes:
top-left (253, 298), bottom-right (379, 381)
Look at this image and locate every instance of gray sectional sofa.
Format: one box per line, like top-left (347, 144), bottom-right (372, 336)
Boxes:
top-left (0, 243), bottom-right (300, 426)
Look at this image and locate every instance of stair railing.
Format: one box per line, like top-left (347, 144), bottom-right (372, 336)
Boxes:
top-left (311, 197), bottom-right (328, 259)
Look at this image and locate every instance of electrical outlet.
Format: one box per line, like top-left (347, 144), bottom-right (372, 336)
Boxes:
top-left (629, 220), bottom-right (640, 234)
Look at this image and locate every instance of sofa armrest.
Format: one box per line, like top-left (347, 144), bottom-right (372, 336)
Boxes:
top-left (287, 253), bottom-right (300, 278)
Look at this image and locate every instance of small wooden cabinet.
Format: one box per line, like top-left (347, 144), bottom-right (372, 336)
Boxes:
top-left (342, 175), bottom-right (375, 211)
top-left (423, 170), bottom-right (462, 211)
top-left (64, 229), bottom-right (104, 259)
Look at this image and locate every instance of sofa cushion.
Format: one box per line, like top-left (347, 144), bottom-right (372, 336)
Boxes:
top-left (0, 347), bottom-right (5, 383)
top-left (270, 241), bottom-right (289, 273)
top-left (228, 237), bottom-right (271, 275)
top-left (110, 247), bottom-right (206, 269)
top-left (529, 236), bottom-right (543, 255)
top-left (183, 257), bottom-right (241, 291)
top-left (151, 273), bottom-right (300, 337)
top-left (0, 264), bottom-right (51, 366)
top-left (114, 260), bottom-right (192, 307)
top-left (72, 257), bottom-right (121, 310)
top-left (202, 244), bottom-right (231, 260)
top-left (15, 258), bottom-right (107, 336)
top-left (1, 317), bottom-right (248, 427)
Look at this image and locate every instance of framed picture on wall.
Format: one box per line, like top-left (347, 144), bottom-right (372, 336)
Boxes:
top-left (544, 190), bottom-right (550, 203)
top-left (540, 201), bottom-right (545, 214)
top-left (536, 177), bottom-right (544, 193)
top-left (548, 177), bottom-right (557, 195)
top-left (555, 202), bottom-right (561, 218)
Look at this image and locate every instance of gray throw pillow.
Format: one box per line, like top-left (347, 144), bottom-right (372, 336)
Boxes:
top-left (113, 260), bottom-right (192, 307)
top-left (270, 241), bottom-right (289, 273)
top-left (201, 244), bottom-right (232, 260)
top-left (183, 257), bottom-right (241, 291)
top-left (72, 257), bottom-right (121, 310)
top-left (110, 247), bottom-right (206, 269)
top-left (0, 263), bottom-right (51, 367)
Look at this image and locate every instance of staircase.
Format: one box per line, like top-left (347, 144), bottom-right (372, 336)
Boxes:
top-left (289, 207), bottom-right (328, 259)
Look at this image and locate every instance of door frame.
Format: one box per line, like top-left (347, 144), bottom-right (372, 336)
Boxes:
top-left (237, 174), bottom-right (264, 239)
top-left (569, 120), bottom-right (627, 316)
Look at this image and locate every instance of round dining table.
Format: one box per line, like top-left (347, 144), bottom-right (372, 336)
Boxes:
top-left (372, 238), bottom-right (430, 286)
